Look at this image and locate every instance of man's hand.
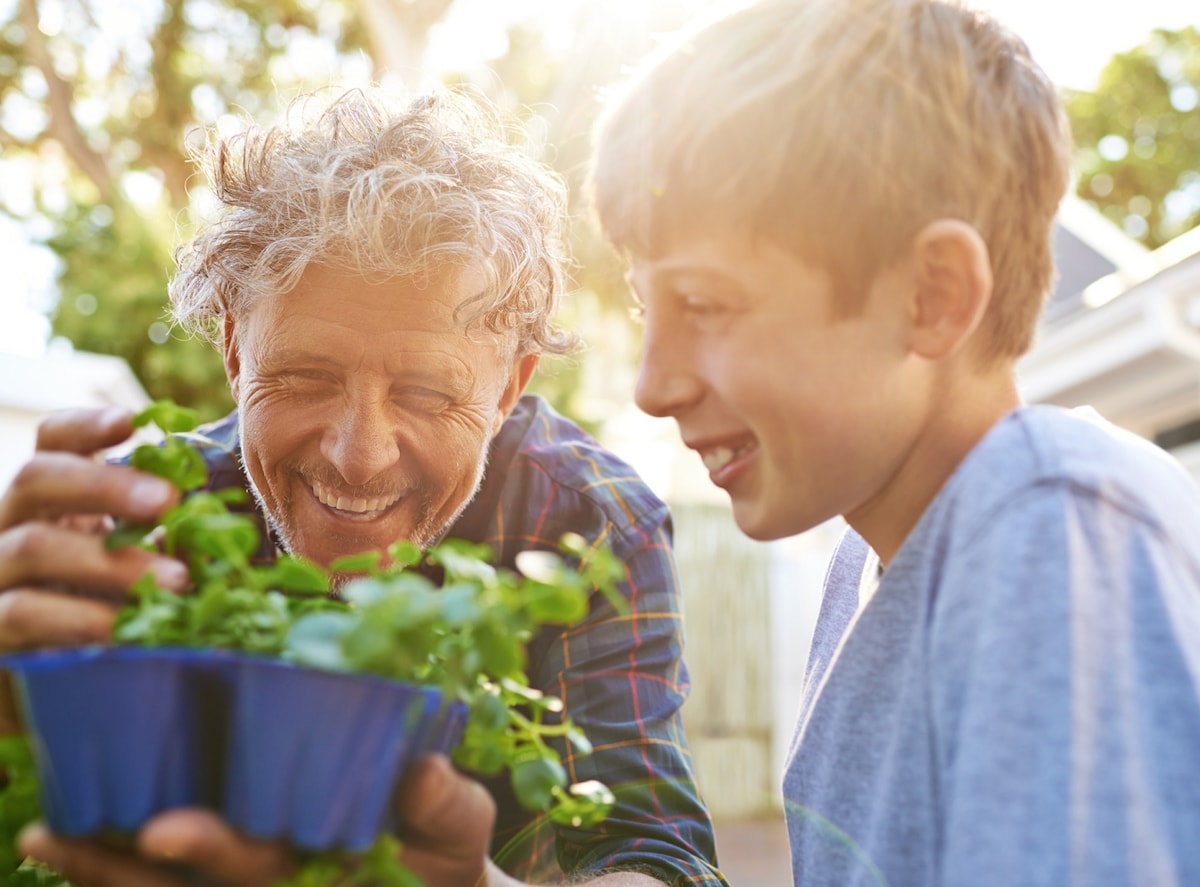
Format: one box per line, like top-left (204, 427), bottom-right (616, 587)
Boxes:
top-left (392, 754), bottom-right (496, 886)
top-left (0, 407), bottom-right (188, 731)
top-left (17, 755), bottom-right (495, 887)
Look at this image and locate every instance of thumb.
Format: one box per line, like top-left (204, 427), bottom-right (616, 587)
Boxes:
top-left (395, 754), bottom-right (496, 886)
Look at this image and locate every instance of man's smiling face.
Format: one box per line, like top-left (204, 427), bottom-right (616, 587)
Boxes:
top-left (224, 263), bottom-right (530, 567)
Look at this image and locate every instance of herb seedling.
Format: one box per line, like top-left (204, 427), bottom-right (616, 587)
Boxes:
top-left (6, 399), bottom-right (627, 886)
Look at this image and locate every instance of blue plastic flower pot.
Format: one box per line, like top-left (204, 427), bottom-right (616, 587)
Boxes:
top-left (1, 646), bottom-right (226, 836)
top-left (4, 646), bottom-right (467, 850)
top-left (222, 657), bottom-right (467, 850)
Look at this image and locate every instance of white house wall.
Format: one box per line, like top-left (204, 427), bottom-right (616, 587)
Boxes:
top-left (0, 349), bottom-right (150, 487)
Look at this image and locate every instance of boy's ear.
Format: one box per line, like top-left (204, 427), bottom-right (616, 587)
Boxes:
top-left (905, 219), bottom-right (993, 361)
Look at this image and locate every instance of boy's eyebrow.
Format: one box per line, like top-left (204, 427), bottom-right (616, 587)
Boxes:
top-left (636, 263), bottom-right (747, 295)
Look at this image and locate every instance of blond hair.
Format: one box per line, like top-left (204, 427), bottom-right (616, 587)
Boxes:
top-left (590, 0), bottom-right (1073, 360)
top-left (172, 87), bottom-right (576, 356)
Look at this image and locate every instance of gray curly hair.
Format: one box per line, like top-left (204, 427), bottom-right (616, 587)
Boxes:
top-left (171, 86), bottom-right (577, 356)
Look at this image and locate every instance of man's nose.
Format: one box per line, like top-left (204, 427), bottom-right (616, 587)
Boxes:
top-left (320, 398), bottom-right (401, 486)
top-left (634, 321), bottom-right (702, 419)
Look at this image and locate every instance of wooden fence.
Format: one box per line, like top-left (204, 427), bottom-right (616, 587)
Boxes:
top-left (672, 502), bottom-right (779, 818)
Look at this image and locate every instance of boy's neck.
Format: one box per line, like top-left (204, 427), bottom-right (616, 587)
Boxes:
top-left (845, 366), bottom-right (1021, 566)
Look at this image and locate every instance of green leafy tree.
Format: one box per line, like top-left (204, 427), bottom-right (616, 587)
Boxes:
top-left (465, 3), bottom-right (700, 429)
top-left (3, 0), bottom-right (707, 429)
top-left (1, 0), bottom-right (457, 422)
top-left (1065, 26), bottom-right (1200, 249)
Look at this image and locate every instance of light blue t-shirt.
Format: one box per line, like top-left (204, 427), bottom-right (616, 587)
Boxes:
top-left (784, 405), bottom-right (1200, 886)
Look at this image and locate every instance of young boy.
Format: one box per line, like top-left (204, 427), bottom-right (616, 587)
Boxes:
top-left (589, 0), bottom-right (1200, 884)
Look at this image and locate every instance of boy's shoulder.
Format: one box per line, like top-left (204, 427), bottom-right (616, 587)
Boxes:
top-left (987, 405), bottom-right (1194, 505)
top-left (926, 404), bottom-right (1200, 546)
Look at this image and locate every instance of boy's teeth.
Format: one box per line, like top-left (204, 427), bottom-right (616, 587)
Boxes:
top-left (702, 447), bottom-right (736, 472)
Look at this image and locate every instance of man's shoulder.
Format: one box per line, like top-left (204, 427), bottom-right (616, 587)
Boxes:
top-left (180, 410), bottom-right (245, 490)
top-left (490, 395), bottom-right (668, 531)
top-left (184, 410), bottom-right (239, 449)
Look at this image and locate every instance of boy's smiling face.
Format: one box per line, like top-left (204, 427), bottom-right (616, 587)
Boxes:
top-left (630, 230), bottom-right (933, 542)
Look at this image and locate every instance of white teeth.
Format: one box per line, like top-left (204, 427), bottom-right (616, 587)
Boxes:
top-left (313, 483), bottom-right (399, 515)
top-left (702, 447), bottom-right (737, 472)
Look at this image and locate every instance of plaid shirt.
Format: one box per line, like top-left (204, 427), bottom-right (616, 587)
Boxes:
top-left (181, 394), bottom-right (727, 885)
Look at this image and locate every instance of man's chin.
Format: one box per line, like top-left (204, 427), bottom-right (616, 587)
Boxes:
top-left (281, 520), bottom-right (442, 569)
top-left (255, 479), bottom-right (476, 570)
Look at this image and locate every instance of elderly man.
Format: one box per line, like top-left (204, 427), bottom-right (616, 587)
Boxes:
top-left (0, 87), bottom-right (724, 886)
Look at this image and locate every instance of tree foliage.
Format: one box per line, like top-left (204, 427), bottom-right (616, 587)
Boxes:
top-left (11, 3), bottom-right (1200, 423)
top-left (1065, 26), bottom-right (1200, 249)
top-left (455, 2), bottom-right (697, 428)
top-left (0, 0), bottom-right (434, 421)
top-left (1, 0), bottom-right (699, 426)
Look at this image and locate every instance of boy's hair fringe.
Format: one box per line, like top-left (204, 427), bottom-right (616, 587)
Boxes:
top-left (590, 0), bottom-right (1073, 361)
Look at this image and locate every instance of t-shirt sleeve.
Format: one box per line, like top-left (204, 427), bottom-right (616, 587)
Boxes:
top-left (930, 483), bottom-right (1200, 886)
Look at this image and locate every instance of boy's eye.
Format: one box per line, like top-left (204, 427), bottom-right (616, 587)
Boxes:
top-left (679, 293), bottom-right (723, 316)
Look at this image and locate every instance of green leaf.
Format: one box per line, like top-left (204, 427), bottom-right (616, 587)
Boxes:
top-left (104, 520), bottom-right (156, 551)
top-left (513, 549), bottom-right (565, 584)
top-left (557, 532), bottom-right (589, 558)
top-left (0, 736), bottom-right (44, 877)
top-left (264, 556), bottom-right (330, 594)
top-left (132, 399), bottom-right (199, 434)
top-left (474, 624), bottom-right (525, 678)
top-left (510, 754), bottom-right (567, 811)
top-left (129, 438), bottom-right (208, 491)
top-left (284, 611), bottom-right (356, 672)
top-left (524, 581), bottom-right (588, 624)
top-left (452, 723), bottom-right (513, 776)
top-left (428, 539), bottom-right (497, 583)
top-left (435, 582), bottom-right (483, 626)
top-left (342, 619), bottom-right (410, 678)
top-left (183, 512), bottom-right (260, 559)
top-left (548, 779), bottom-right (616, 829)
top-left (468, 689), bottom-right (510, 733)
top-left (329, 551), bottom-right (384, 575)
top-left (385, 540), bottom-right (423, 569)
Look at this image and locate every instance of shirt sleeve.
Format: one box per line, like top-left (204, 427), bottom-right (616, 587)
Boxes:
top-left (930, 483), bottom-right (1200, 887)
top-left (486, 482), bottom-right (728, 885)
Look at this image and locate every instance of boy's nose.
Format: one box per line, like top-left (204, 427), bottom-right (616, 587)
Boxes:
top-left (321, 400), bottom-right (401, 486)
top-left (634, 326), bottom-right (701, 419)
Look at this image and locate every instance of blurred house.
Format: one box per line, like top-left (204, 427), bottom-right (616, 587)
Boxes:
top-left (0, 348), bottom-right (150, 488)
top-left (607, 195), bottom-right (1200, 820)
top-left (1018, 199), bottom-right (1200, 478)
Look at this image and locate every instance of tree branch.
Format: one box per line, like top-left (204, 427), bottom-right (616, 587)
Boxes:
top-left (358, 0), bottom-right (456, 91)
top-left (18, 0), bottom-right (114, 201)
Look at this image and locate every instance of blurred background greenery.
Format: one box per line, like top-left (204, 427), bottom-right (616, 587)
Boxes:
top-left (0, 0), bottom-right (1197, 428)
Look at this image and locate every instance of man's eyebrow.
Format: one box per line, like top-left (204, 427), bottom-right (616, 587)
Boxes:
top-left (259, 346), bottom-right (338, 366)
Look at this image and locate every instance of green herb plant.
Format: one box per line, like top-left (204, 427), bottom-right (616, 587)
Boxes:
top-left (6, 400), bottom-right (627, 887)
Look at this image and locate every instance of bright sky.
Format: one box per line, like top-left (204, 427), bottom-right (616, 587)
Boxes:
top-left (976, 0), bottom-right (1199, 89)
top-left (3, 0), bottom-right (1199, 357)
top-left (427, 0), bottom-right (1200, 91)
